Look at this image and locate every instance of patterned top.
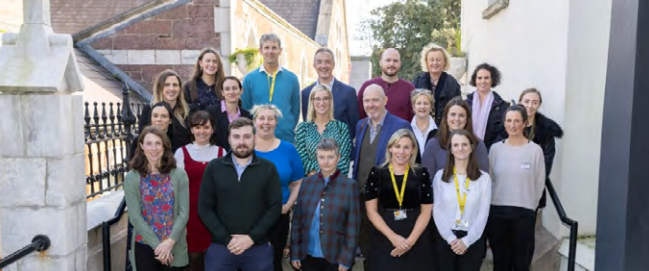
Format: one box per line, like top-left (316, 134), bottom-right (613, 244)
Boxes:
top-left (135, 173), bottom-right (175, 244)
top-left (184, 78), bottom-right (219, 111)
top-left (295, 120), bottom-right (352, 176)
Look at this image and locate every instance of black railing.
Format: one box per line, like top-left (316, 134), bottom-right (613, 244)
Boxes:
top-left (546, 180), bottom-right (578, 271)
top-left (85, 84), bottom-right (142, 199)
top-left (102, 198), bottom-right (127, 271)
top-left (0, 235), bottom-right (51, 269)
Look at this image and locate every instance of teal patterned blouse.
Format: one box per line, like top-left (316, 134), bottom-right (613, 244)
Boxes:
top-left (295, 120), bottom-right (352, 176)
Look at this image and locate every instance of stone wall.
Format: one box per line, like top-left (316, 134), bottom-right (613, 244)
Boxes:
top-left (50, 0), bottom-right (152, 34)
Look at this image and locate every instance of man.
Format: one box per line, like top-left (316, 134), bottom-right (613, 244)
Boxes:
top-left (301, 47), bottom-right (359, 138)
top-left (199, 117), bottom-right (282, 271)
top-left (357, 48), bottom-right (415, 122)
top-left (242, 33), bottom-right (301, 143)
top-left (351, 84), bottom-right (413, 270)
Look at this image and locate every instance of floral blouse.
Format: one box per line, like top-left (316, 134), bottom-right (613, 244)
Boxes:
top-left (135, 173), bottom-right (175, 244)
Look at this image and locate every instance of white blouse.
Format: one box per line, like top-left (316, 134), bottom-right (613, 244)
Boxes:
top-left (432, 169), bottom-right (491, 248)
top-left (410, 115), bottom-right (438, 155)
top-left (173, 143), bottom-right (225, 169)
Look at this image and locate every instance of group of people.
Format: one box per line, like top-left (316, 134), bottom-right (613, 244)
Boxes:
top-left (123, 32), bottom-right (564, 271)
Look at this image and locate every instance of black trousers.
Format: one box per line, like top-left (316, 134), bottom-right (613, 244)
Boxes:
top-left (486, 206), bottom-right (536, 271)
top-left (301, 255), bottom-right (339, 271)
top-left (434, 229), bottom-right (486, 271)
top-left (269, 213), bottom-right (290, 271)
top-left (358, 193), bottom-right (372, 271)
top-left (134, 242), bottom-right (184, 271)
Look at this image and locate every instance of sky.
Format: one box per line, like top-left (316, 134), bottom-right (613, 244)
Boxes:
top-left (346, 0), bottom-right (400, 56)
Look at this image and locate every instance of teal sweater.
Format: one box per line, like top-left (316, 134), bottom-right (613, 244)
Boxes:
top-left (242, 67), bottom-right (301, 143)
top-left (124, 168), bottom-right (189, 269)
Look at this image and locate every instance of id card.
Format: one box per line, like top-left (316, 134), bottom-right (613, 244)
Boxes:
top-left (455, 219), bottom-right (469, 227)
top-left (520, 163), bottom-right (531, 169)
top-left (394, 210), bottom-right (407, 220)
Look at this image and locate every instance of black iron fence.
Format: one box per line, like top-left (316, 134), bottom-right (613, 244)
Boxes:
top-left (85, 85), bottom-right (142, 199)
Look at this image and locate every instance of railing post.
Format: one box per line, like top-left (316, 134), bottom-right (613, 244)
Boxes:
top-left (121, 83), bottom-right (136, 160)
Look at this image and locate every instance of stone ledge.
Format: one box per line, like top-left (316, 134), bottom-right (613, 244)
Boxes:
top-left (482, 0), bottom-right (509, 19)
top-left (87, 191), bottom-right (125, 231)
top-left (559, 238), bottom-right (595, 271)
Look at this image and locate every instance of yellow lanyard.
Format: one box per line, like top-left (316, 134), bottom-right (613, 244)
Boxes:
top-left (267, 71), bottom-right (277, 102)
top-left (454, 168), bottom-right (470, 218)
top-left (389, 164), bottom-right (409, 209)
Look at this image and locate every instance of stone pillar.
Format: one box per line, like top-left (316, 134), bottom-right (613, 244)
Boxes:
top-left (0, 0), bottom-right (86, 270)
top-left (596, 0), bottom-right (649, 270)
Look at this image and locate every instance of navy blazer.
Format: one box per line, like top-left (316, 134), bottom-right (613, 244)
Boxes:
top-left (352, 112), bottom-right (413, 181)
top-left (301, 79), bottom-right (359, 138)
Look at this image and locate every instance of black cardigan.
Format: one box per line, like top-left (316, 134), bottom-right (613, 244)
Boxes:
top-left (136, 103), bottom-right (190, 156)
top-left (466, 91), bottom-right (510, 150)
top-left (412, 71), bottom-right (462, 125)
top-left (205, 102), bottom-right (252, 151)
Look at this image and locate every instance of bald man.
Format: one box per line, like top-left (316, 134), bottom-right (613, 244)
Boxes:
top-left (351, 84), bottom-right (413, 268)
top-left (357, 48), bottom-right (416, 122)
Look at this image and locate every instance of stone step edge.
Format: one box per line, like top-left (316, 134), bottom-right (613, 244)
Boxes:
top-left (558, 238), bottom-right (595, 271)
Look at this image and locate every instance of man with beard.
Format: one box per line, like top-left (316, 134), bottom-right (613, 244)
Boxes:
top-left (301, 47), bottom-right (359, 138)
top-left (198, 117), bottom-right (282, 271)
top-left (357, 48), bottom-right (416, 122)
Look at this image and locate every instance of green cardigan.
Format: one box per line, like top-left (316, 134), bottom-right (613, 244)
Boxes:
top-left (124, 168), bottom-right (189, 269)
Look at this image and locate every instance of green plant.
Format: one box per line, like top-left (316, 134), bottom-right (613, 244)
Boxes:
top-left (228, 48), bottom-right (262, 71)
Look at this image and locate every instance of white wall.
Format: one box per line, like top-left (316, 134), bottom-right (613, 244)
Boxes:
top-left (462, 0), bottom-right (611, 236)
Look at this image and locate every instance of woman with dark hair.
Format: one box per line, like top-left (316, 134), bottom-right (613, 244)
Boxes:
top-left (124, 126), bottom-right (189, 271)
top-left (184, 47), bottom-right (226, 111)
top-left (138, 70), bottom-right (191, 152)
top-left (487, 105), bottom-right (545, 271)
top-left (412, 43), bottom-right (462, 125)
top-left (432, 130), bottom-right (491, 271)
top-left (206, 76), bottom-right (252, 150)
top-left (422, 97), bottom-right (489, 176)
top-left (173, 111), bottom-right (226, 271)
top-left (130, 102), bottom-right (179, 159)
top-left (465, 63), bottom-right (509, 150)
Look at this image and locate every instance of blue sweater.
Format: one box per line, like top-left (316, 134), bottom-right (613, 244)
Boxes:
top-left (242, 67), bottom-right (301, 143)
top-left (255, 140), bottom-right (305, 204)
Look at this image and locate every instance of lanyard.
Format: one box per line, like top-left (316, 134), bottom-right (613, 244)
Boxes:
top-left (266, 71), bottom-right (277, 102)
top-left (454, 167), bottom-right (470, 218)
top-left (389, 164), bottom-right (409, 209)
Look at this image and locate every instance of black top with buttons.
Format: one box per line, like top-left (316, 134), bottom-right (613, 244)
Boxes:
top-left (364, 166), bottom-right (432, 209)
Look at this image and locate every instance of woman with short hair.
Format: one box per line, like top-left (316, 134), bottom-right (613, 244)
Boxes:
top-left (410, 88), bottom-right (438, 156)
top-left (465, 63), bottom-right (509, 150)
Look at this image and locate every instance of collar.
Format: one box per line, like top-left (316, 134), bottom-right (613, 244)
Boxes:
top-left (317, 169), bottom-right (341, 180)
top-left (259, 64), bottom-right (284, 74)
top-left (370, 111), bottom-right (388, 128)
top-left (222, 151), bottom-right (258, 166)
top-left (316, 77), bottom-right (336, 90)
top-left (221, 99), bottom-right (240, 113)
top-left (410, 115), bottom-right (437, 132)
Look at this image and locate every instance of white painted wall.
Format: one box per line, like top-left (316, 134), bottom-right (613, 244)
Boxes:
top-left (462, 0), bottom-right (612, 236)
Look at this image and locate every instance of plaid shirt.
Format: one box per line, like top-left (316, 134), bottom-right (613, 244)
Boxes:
top-left (290, 170), bottom-right (360, 267)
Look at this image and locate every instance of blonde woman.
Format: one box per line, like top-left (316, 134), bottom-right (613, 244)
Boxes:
top-left (184, 47), bottom-right (226, 111)
top-left (295, 84), bottom-right (352, 176)
top-left (410, 89), bottom-right (438, 156)
top-left (364, 129), bottom-right (434, 271)
top-left (139, 69), bottom-right (191, 152)
top-left (412, 43), bottom-right (461, 125)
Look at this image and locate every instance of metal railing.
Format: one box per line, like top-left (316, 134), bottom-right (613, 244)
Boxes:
top-left (102, 198), bottom-right (127, 271)
top-left (0, 235), bottom-right (51, 269)
top-left (546, 180), bottom-right (578, 271)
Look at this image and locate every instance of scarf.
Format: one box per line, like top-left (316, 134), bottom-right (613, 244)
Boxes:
top-left (472, 91), bottom-right (494, 140)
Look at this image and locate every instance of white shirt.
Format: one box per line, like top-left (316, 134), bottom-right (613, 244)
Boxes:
top-left (411, 115), bottom-right (438, 155)
top-left (173, 143), bottom-right (225, 169)
top-left (432, 169), bottom-right (491, 248)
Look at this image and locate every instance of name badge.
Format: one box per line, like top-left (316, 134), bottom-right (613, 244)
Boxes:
top-left (455, 219), bottom-right (469, 227)
top-left (520, 163), bottom-right (531, 169)
top-left (394, 210), bottom-right (407, 220)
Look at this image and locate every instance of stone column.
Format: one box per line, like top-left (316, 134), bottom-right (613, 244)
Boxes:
top-left (0, 0), bottom-right (86, 270)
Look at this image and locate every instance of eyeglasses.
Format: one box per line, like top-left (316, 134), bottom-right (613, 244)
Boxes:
top-left (312, 97), bottom-right (331, 103)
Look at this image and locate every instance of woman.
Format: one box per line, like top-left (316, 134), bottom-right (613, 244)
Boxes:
top-left (364, 129), bottom-right (433, 271)
top-left (184, 47), bottom-right (226, 111)
top-left (295, 84), bottom-right (352, 176)
top-left (432, 130), bottom-right (491, 271)
top-left (290, 138), bottom-right (360, 271)
top-left (422, 97), bottom-right (489, 176)
top-left (139, 69), bottom-right (191, 152)
top-left (251, 104), bottom-right (305, 271)
top-left (410, 89), bottom-right (438, 156)
top-left (173, 111), bottom-right (226, 271)
top-left (487, 105), bottom-right (545, 271)
top-left (412, 43), bottom-right (461, 125)
top-left (129, 102), bottom-right (176, 159)
top-left (205, 76), bottom-right (252, 150)
top-left (517, 88), bottom-right (563, 209)
top-left (465, 63), bottom-right (509, 150)
top-left (124, 126), bottom-right (189, 271)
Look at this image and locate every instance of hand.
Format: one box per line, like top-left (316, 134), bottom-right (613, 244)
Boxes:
top-left (155, 252), bottom-right (173, 265)
top-left (154, 239), bottom-right (175, 264)
top-left (227, 235), bottom-right (254, 255)
top-left (388, 234), bottom-right (410, 250)
top-left (282, 204), bottom-right (292, 214)
top-left (338, 264), bottom-right (349, 271)
top-left (390, 246), bottom-right (412, 257)
top-left (283, 246), bottom-right (290, 257)
top-left (450, 239), bottom-right (467, 255)
top-left (291, 261), bottom-right (301, 270)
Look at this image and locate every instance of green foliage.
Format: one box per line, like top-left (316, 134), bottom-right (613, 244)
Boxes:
top-left (360, 0), bottom-right (463, 80)
top-left (228, 48), bottom-right (262, 71)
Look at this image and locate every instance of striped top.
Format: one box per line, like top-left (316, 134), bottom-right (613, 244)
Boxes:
top-left (295, 120), bottom-right (352, 176)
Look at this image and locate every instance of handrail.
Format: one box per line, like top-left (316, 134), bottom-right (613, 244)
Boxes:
top-left (546, 179), bottom-right (578, 271)
top-left (102, 198), bottom-right (127, 271)
top-left (0, 235), bottom-right (51, 269)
